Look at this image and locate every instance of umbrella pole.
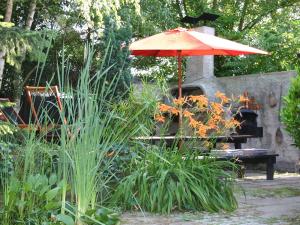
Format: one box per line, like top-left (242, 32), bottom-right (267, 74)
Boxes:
top-left (178, 51), bottom-right (183, 149)
top-left (178, 52), bottom-right (182, 131)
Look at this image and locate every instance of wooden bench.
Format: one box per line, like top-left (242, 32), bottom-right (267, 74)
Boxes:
top-left (211, 149), bottom-right (278, 180)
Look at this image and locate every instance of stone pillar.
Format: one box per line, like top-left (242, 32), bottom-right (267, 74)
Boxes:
top-left (185, 26), bottom-right (215, 83)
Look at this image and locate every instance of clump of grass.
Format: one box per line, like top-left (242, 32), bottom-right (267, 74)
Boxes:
top-left (111, 148), bottom-right (238, 214)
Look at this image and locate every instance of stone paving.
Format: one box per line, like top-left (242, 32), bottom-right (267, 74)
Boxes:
top-left (121, 172), bottom-right (300, 225)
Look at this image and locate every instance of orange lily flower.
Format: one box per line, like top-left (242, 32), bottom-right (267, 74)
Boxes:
top-left (215, 91), bottom-right (230, 104)
top-left (211, 102), bottom-right (224, 115)
top-left (154, 114), bottom-right (165, 123)
top-left (159, 104), bottom-right (171, 112)
top-left (173, 97), bottom-right (186, 105)
top-left (189, 117), bottom-right (199, 128)
top-left (189, 95), bottom-right (208, 106)
top-left (183, 110), bottom-right (194, 118)
top-left (239, 95), bottom-right (249, 103)
top-left (170, 107), bottom-right (180, 115)
top-left (197, 124), bottom-right (208, 137)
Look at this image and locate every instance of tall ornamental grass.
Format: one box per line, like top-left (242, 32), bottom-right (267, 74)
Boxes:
top-left (56, 47), bottom-right (149, 223)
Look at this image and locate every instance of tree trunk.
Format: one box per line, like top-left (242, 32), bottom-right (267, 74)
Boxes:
top-left (25, 0), bottom-right (37, 30)
top-left (0, 52), bottom-right (5, 89)
top-left (4, 0), bottom-right (13, 22)
top-left (1, 0), bottom-right (14, 89)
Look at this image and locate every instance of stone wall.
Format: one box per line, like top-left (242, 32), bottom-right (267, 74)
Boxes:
top-left (183, 71), bottom-right (300, 172)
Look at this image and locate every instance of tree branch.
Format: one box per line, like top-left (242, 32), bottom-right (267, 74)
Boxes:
top-left (238, 0), bottom-right (249, 31)
top-left (242, 1), bottom-right (298, 31)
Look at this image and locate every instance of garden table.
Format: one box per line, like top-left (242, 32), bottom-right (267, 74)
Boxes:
top-left (133, 134), bottom-right (253, 149)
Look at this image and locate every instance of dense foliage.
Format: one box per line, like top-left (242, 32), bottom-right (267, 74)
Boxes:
top-left (282, 69), bottom-right (300, 149)
top-left (1, 0), bottom-right (300, 96)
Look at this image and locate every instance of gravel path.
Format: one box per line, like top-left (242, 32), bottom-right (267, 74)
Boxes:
top-left (121, 172), bottom-right (300, 225)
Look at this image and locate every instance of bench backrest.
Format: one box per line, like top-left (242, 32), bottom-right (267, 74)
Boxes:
top-left (23, 86), bottom-right (65, 130)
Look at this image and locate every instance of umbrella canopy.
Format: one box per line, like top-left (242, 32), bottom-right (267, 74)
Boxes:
top-left (129, 27), bottom-right (268, 134)
top-left (130, 27), bottom-right (268, 57)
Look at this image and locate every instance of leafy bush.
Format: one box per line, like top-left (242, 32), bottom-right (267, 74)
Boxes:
top-left (282, 69), bottom-right (300, 148)
top-left (0, 173), bottom-right (62, 224)
top-left (111, 148), bottom-right (238, 214)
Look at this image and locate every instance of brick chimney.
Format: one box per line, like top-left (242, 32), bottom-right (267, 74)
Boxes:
top-left (185, 26), bottom-right (215, 83)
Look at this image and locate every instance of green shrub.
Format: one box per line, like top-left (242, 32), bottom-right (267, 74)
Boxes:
top-left (0, 173), bottom-right (62, 224)
top-left (111, 148), bottom-right (238, 214)
top-left (282, 69), bottom-right (300, 148)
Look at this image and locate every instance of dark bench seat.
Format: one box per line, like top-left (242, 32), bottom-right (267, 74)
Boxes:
top-left (211, 149), bottom-right (278, 180)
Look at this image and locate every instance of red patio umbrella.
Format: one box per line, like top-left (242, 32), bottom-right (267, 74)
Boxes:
top-left (129, 27), bottom-right (268, 131)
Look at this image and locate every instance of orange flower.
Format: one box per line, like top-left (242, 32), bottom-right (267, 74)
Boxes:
top-left (170, 107), bottom-right (180, 115)
top-left (211, 113), bottom-right (222, 122)
top-left (197, 124), bottom-right (208, 137)
top-left (154, 114), bottom-right (165, 123)
top-left (211, 102), bottom-right (224, 115)
top-left (188, 117), bottom-right (199, 128)
top-left (207, 118), bottom-right (218, 130)
top-left (215, 91), bottom-right (229, 104)
top-left (183, 110), bottom-right (194, 118)
top-left (159, 104), bottom-right (171, 112)
top-left (173, 97), bottom-right (186, 105)
top-left (225, 118), bottom-right (240, 129)
top-left (239, 95), bottom-right (249, 103)
top-left (189, 95), bottom-right (208, 107)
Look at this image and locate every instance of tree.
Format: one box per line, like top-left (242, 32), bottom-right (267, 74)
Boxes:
top-left (25, 0), bottom-right (37, 30)
top-left (0, 0), bottom-right (14, 88)
top-left (282, 68), bottom-right (300, 149)
top-left (4, 0), bottom-right (13, 22)
top-left (0, 0), bottom-right (55, 96)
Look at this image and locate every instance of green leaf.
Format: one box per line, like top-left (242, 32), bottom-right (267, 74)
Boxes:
top-left (46, 187), bottom-right (60, 201)
top-left (49, 174), bottom-right (57, 186)
top-left (56, 214), bottom-right (75, 225)
top-left (44, 201), bottom-right (61, 210)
